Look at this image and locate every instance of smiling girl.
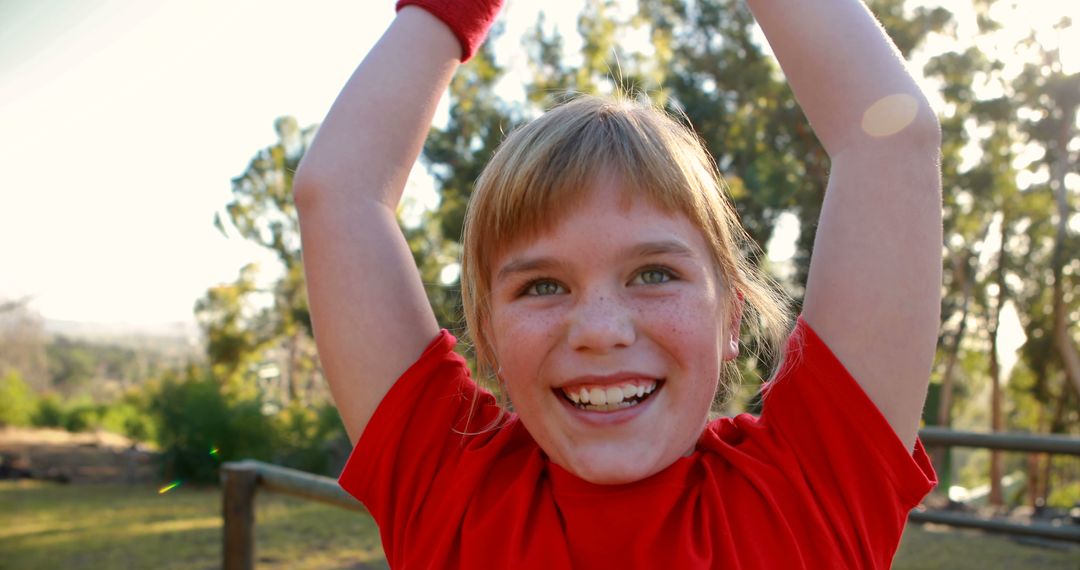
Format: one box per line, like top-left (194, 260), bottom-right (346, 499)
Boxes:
top-left (294, 0), bottom-right (942, 567)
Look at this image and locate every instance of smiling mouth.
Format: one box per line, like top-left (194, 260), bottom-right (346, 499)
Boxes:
top-left (557, 380), bottom-right (662, 412)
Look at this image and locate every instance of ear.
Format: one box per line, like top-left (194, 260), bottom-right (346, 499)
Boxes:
top-left (722, 290), bottom-right (744, 362)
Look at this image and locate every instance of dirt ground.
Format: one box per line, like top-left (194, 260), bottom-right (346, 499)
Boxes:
top-left (0, 427), bottom-right (161, 484)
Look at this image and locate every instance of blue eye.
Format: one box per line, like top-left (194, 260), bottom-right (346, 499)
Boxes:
top-left (634, 268), bottom-right (674, 285)
top-left (524, 280), bottom-right (565, 296)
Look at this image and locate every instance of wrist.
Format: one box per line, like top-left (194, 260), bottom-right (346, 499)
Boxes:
top-left (396, 0), bottom-right (504, 62)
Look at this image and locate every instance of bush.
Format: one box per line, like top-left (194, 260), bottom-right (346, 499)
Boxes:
top-left (32, 393), bottom-right (66, 428)
top-left (150, 370), bottom-right (276, 483)
top-left (0, 371), bottom-right (37, 427)
top-left (100, 401), bottom-right (156, 442)
top-left (270, 403), bottom-right (348, 476)
top-left (144, 366), bottom-right (351, 482)
top-left (62, 399), bottom-right (102, 433)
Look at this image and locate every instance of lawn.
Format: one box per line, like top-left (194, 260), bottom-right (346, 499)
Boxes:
top-left (0, 480), bottom-right (385, 569)
top-left (2, 480), bottom-right (1077, 569)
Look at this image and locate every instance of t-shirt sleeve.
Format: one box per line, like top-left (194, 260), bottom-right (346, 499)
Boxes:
top-left (758, 316), bottom-right (937, 567)
top-left (336, 330), bottom-right (503, 547)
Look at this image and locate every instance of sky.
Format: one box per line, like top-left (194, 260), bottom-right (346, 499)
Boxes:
top-left (0, 0), bottom-right (1075, 331)
top-left (0, 0), bottom-right (578, 327)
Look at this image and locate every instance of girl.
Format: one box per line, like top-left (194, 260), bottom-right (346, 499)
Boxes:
top-left (294, 0), bottom-right (941, 567)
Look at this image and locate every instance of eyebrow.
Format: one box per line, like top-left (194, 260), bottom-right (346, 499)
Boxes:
top-left (629, 239), bottom-right (697, 259)
top-left (495, 240), bottom-right (699, 282)
top-left (495, 257), bottom-right (567, 282)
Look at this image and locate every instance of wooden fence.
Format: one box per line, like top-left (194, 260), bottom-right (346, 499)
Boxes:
top-left (221, 428), bottom-right (1080, 569)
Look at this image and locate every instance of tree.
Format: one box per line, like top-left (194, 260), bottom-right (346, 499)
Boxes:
top-left (0, 298), bottom-right (48, 391)
top-left (0, 371), bottom-right (36, 427)
top-left (204, 117), bottom-right (325, 406)
top-left (923, 2), bottom-right (1079, 506)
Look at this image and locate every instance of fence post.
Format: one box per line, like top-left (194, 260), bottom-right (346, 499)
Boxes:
top-left (222, 462), bottom-right (258, 570)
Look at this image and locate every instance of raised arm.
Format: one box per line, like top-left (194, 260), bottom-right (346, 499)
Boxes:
top-left (745, 0), bottom-right (942, 452)
top-left (293, 7), bottom-right (460, 444)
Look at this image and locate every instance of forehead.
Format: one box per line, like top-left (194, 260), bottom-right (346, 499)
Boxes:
top-left (491, 179), bottom-right (712, 276)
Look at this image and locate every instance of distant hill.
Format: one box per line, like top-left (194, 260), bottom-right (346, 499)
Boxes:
top-left (43, 319), bottom-right (201, 357)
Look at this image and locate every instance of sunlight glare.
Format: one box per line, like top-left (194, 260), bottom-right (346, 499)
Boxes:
top-left (860, 93), bottom-right (919, 138)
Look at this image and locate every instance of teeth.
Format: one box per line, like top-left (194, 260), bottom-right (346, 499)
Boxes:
top-left (590, 387), bottom-right (606, 405)
top-left (561, 380), bottom-right (660, 411)
top-left (606, 386), bottom-right (623, 404)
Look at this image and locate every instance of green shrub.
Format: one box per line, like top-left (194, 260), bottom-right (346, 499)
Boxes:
top-left (1048, 479), bottom-right (1080, 508)
top-left (100, 401), bottom-right (156, 442)
top-left (62, 400), bottom-right (102, 433)
top-left (270, 403), bottom-right (348, 476)
top-left (0, 371), bottom-right (37, 427)
top-left (149, 370), bottom-right (277, 483)
top-left (32, 393), bottom-right (65, 428)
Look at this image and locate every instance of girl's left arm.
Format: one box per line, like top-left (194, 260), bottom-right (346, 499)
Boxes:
top-left (746, 0), bottom-right (942, 453)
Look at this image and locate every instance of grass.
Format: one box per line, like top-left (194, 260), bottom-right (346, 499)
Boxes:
top-left (893, 523), bottom-right (1079, 569)
top-left (2, 480), bottom-right (1077, 569)
top-left (0, 480), bottom-right (385, 569)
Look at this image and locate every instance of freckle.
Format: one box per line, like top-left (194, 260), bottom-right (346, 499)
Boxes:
top-left (860, 93), bottom-right (918, 138)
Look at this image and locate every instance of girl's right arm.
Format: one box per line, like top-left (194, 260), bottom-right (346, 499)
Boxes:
top-left (293, 7), bottom-right (459, 444)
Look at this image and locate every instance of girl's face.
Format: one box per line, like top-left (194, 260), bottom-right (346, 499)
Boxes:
top-left (488, 174), bottom-right (739, 484)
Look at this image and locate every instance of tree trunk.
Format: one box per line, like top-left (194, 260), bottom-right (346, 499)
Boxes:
top-left (286, 332), bottom-right (300, 405)
top-left (988, 318), bottom-right (1004, 506)
top-left (1049, 95), bottom-right (1080, 400)
top-left (1040, 379), bottom-right (1072, 507)
top-left (932, 251), bottom-right (974, 480)
top-left (987, 214), bottom-right (1009, 507)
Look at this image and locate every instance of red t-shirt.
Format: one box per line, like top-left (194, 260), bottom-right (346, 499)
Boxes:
top-left (339, 317), bottom-right (937, 569)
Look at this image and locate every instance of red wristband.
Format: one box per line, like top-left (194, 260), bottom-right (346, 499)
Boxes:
top-left (396, 0), bottom-right (504, 62)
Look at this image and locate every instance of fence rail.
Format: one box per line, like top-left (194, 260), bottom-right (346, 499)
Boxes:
top-left (918, 427), bottom-right (1080, 455)
top-left (220, 429), bottom-right (1080, 569)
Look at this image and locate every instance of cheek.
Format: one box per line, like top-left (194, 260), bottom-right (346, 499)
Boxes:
top-left (490, 305), bottom-right (562, 378)
top-left (646, 292), bottom-right (725, 350)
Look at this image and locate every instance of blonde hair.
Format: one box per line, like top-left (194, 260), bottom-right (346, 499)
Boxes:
top-left (460, 93), bottom-right (792, 409)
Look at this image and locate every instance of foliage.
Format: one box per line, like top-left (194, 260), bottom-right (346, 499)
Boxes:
top-left (98, 399), bottom-right (156, 442)
top-left (60, 397), bottom-right (103, 433)
top-left (148, 368), bottom-right (269, 483)
top-left (145, 365), bottom-right (347, 483)
top-left (203, 116), bottom-right (322, 407)
top-left (269, 402), bottom-right (351, 476)
top-left (32, 393), bottom-right (66, 428)
top-left (45, 338), bottom-right (97, 391)
top-left (0, 299), bottom-right (48, 390)
top-left (0, 370), bottom-right (36, 427)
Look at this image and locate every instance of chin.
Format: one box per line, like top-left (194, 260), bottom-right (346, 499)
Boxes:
top-left (563, 450), bottom-right (670, 485)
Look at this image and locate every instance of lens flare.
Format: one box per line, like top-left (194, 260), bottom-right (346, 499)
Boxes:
top-left (209, 447), bottom-right (220, 457)
top-left (860, 93), bottom-right (918, 137)
top-left (158, 480), bottom-right (182, 494)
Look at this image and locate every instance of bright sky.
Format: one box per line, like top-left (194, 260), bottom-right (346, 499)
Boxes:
top-left (1, 0), bottom-right (1075, 328)
top-left (0, 0), bottom-right (577, 326)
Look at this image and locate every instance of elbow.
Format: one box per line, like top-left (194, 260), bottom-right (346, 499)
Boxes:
top-left (858, 92), bottom-right (941, 153)
top-left (292, 159), bottom-right (324, 215)
top-left (910, 109), bottom-right (942, 153)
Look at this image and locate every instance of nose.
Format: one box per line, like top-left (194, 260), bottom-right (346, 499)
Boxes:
top-left (566, 290), bottom-right (636, 353)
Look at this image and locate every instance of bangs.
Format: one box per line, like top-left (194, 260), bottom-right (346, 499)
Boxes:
top-left (469, 96), bottom-right (722, 272)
